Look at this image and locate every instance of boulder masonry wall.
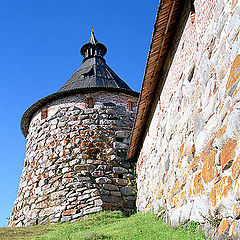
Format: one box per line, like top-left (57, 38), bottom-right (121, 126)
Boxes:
top-left (9, 91), bottom-right (138, 227)
top-left (136, 0), bottom-right (240, 238)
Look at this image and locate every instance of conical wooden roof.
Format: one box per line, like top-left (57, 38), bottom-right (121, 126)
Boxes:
top-left (59, 30), bottom-right (132, 92)
top-left (20, 30), bottom-right (138, 137)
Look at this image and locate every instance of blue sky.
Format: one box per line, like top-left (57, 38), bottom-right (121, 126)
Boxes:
top-left (0, 0), bottom-right (158, 227)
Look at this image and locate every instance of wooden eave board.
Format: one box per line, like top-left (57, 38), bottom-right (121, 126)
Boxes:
top-left (128, 0), bottom-right (184, 160)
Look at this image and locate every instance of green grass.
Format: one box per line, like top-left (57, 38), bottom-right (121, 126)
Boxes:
top-left (0, 211), bottom-right (206, 240)
top-left (0, 224), bottom-right (55, 240)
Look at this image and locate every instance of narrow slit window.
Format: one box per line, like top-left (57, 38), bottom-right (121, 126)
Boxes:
top-left (41, 107), bottom-right (48, 119)
top-left (87, 97), bottom-right (94, 108)
top-left (128, 101), bottom-right (133, 111)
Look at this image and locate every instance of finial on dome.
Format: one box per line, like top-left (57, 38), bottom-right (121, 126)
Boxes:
top-left (80, 29), bottom-right (107, 61)
top-left (89, 28), bottom-right (98, 44)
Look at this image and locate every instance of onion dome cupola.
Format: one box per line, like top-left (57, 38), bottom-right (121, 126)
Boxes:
top-left (58, 29), bottom-right (132, 92)
top-left (80, 28), bottom-right (107, 60)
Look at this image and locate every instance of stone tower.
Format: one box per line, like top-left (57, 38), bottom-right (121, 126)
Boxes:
top-left (9, 30), bottom-right (139, 227)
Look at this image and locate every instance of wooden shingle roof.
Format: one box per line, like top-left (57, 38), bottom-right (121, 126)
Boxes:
top-left (20, 31), bottom-right (139, 138)
top-left (128, 0), bottom-right (186, 160)
top-left (59, 30), bottom-right (132, 92)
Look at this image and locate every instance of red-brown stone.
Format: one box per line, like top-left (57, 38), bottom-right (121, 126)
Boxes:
top-left (202, 150), bottom-right (215, 183)
top-left (81, 142), bottom-right (94, 147)
top-left (210, 176), bottom-right (233, 207)
top-left (63, 209), bottom-right (77, 215)
top-left (216, 125), bottom-right (226, 138)
top-left (226, 55), bottom-right (240, 91)
top-left (193, 172), bottom-right (204, 196)
top-left (231, 154), bottom-right (240, 179)
top-left (217, 219), bottom-right (231, 236)
top-left (220, 139), bottom-right (237, 170)
top-left (86, 147), bottom-right (100, 154)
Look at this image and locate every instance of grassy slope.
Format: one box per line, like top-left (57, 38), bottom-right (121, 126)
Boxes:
top-left (0, 211), bottom-right (206, 240)
top-left (0, 224), bottom-right (55, 240)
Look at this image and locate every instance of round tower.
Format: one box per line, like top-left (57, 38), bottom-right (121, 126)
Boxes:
top-left (9, 30), bottom-right (139, 227)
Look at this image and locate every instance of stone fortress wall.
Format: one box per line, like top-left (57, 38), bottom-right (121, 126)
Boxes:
top-left (9, 91), bottom-right (138, 227)
top-left (136, 0), bottom-right (240, 238)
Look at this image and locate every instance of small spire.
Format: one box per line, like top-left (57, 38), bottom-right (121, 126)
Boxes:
top-left (80, 29), bottom-right (107, 60)
top-left (89, 28), bottom-right (98, 44)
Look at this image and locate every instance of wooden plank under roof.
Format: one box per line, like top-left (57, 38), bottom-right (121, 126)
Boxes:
top-left (128, 0), bottom-right (187, 161)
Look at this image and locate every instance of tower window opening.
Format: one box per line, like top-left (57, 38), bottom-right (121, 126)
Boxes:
top-left (87, 97), bottom-right (94, 108)
top-left (128, 101), bottom-right (133, 111)
top-left (116, 136), bottom-right (124, 142)
top-left (41, 107), bottom-right (48, 119)
top-left (83, 67), bottom-right (94, 78)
